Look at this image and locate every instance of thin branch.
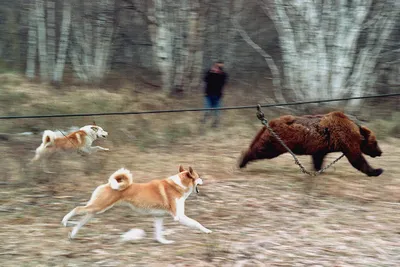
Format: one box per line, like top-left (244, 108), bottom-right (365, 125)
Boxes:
top-left (119, 0), bottom-right (158, 26)
top-left (232, 16), bottom-right (285, 103)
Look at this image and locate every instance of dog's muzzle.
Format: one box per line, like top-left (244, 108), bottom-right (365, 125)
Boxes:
top-left (195, 178), bottom-right (203, 194)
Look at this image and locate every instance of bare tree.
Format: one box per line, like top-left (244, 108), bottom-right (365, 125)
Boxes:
top-left (146, 0), bottom-right (208, 94)
top-left (25, 0), bottom-right (72, 82)
top-left (69, 0), bottom-right (115, 83)
top-left (46, 0), bottom-right (56, 76)
top-left (258, 0), bottom-right (399, 105)
top-left (53, 0), bottom-right (72, 82)
top-left (26, 1), bottom-right (37, 79)
top-left (232, 15), bottom-right (286, 102)
top-left (36, 0), bottom-right (48, 80)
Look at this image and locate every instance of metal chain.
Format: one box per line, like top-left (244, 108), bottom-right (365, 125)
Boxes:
top-left (57, 129), bottom-right (82, 154)
top-left (256, 105), bottom-right (344, 176)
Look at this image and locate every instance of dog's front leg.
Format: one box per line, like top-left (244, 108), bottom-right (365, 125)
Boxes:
top-left (154, 217), bottom-right (175, 244)
top-left (90, 146), bottom-right (109, 152)
top-left (174, 198), bottom-right (212, 234)
top-left (62, 207), bottom-right (79, 227)
top-left (83, 146), bottom-right (110, 154)
top-left (78, 146), bottom-right (96, 155)
top-left (95, 146), bottom-right (109, 151)
top-left (175, 215), bottom-right (212, 234)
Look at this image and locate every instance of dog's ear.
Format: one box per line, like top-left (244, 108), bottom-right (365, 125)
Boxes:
top-left (179, 165), bottom-right (185, 173)
top-left (91, 126), bottom-right (99, 132)
top-left (359, 126), bottom-right (371, 141)
top-left (92, 121), bottom-right (97, 126)
top-left (188, 166), bottom-right (194, 177)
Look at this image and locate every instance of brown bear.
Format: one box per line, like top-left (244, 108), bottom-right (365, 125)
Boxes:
top-left (239, 111), bottom-right (383, 177)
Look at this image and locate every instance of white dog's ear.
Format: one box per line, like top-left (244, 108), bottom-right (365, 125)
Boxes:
top-left (92, 121), bottom-right (97, 126)
top-left (179, 165), bottom-right (185, 173)
top-left (91, 126), bottom-right (98, 132)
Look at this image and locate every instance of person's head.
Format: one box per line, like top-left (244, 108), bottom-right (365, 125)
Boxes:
top-left (214, 61), bottom-right (224, 71)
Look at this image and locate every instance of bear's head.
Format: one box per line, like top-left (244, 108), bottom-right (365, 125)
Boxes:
top-left (359, 126), bottom-right (382, 158)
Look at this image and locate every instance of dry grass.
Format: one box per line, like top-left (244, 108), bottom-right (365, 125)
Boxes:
top-left (0, 75), bottom-right (399, 266)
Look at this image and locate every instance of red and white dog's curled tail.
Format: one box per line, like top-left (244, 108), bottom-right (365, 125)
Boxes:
top-left (42, 130), bottom-right (56, 148)
top-left (108, 168), bottom-right (133, 191)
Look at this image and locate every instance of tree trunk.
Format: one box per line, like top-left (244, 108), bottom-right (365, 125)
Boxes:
top-left (46, 0), bottom-right (56, 76)
top-left (26, 1), bottom-right (37, 79)
top-left (222, 0), bottom-right (242, 70)
top-left (69, 0), bottom-right (115, 83)
top-left (186, 0), bottom-right (207, 91)
top-left (153, 0), bottom-right (173, 92)
top-left (36, 0), bottom-right (48, 80)
top-left (260, 0), bottom-right (399, 106)
top-left (232, 16), bottom-right (285, 102)
top-left (347, 3), bottom-right (399, 106)
top-left (171, 0), bottom-right (189, 93)
top-left (148, 0), bottom-right (207, 94)
top-left (53, 0), bottom-right (72, 82)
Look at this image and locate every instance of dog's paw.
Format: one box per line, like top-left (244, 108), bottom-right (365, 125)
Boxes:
top-left (103, 148), bottom-right (110, 151)
top-left (68, 232), bottom-right (74, 240)
top-left (203, 228), bottom-right (212, 234)
top-left (69, 228), bottom-right (78, 239)
top-left (156, 238), bottom-right (175, 245)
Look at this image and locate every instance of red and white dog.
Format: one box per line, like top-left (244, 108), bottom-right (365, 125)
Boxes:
top-left (31, 125), bottom-right (109, 172)
top-left (61, 166), bottom-right (212, 244)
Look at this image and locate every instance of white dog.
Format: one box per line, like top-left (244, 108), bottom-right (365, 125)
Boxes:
top-left (30, 125), bottom-right (109, 172)
top-left (61, 166), bottom-right (212, 244)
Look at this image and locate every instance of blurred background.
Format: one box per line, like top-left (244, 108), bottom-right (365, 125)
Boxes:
top-left (0, 0), bottom-right (399, 266)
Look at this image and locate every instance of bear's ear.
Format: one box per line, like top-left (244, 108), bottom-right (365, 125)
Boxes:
top-left (359, 126), bottom-right (371, 141)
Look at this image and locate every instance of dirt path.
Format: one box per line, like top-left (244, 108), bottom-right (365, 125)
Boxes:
top-left (0, 134), bottom-right (399, 267)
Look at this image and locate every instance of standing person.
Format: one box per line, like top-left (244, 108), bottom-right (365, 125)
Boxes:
top-left (202, 61), bottom-right (228, 128)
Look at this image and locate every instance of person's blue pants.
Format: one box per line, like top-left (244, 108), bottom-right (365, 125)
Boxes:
top-left (203, 95), bottom-right (221, 124)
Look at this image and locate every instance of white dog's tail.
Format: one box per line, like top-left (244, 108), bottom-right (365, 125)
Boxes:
top-left (42, 130), bottom-right (56, 148)
top-left (108, 168), bottom-right (133, 191)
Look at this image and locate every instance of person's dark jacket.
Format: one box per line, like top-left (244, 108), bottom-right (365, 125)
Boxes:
top-left (204, 68), bottom-right (228, 97)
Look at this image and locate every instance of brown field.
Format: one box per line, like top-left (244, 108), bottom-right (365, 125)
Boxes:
top-left (0, 75), bottom-right (399, 266)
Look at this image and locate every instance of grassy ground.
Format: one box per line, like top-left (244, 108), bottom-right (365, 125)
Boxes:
top-left (0, 75), bottom-right (399, 266)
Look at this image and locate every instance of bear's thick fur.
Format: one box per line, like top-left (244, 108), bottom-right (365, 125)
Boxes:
top-left (239, 111), bottom-right (383, 177)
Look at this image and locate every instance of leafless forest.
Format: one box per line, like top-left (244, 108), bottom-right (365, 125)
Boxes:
top-left (0, 0), bottom-right (399, 266)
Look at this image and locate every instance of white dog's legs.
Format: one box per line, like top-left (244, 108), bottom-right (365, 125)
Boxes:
top-left (29, 154), bottom-right (39, 165)
top-left (62, 208), bottom-right (77, 227)
top-left (29, 144), bottom-right (44, 165)
top-left (94, 146), bottom-right (109, 151)
top-left (29, 146), bottom-right (55, 173)
top-left (79, 146), bottom-right (109, 155)
top-left (154, 217), bottom-right (174, 244)
top-left (175, 215), bottom-right (212, 233)
top-left (174, 198), bottom-right (212, 234)
top-left (41, 158), bottom-right (55, 174)
top-left (69, 214), bottom-right (94, 239)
